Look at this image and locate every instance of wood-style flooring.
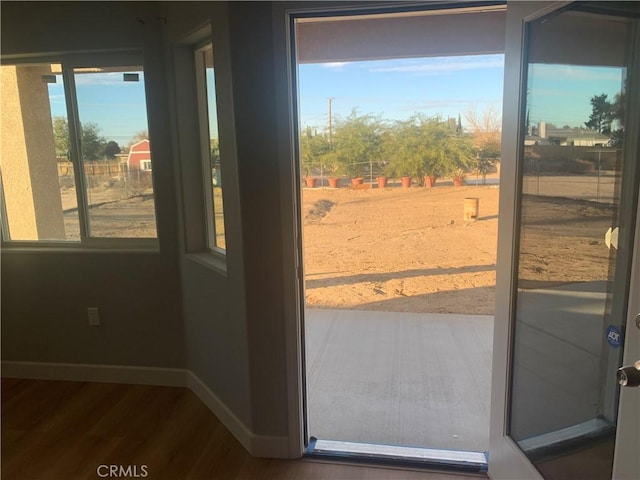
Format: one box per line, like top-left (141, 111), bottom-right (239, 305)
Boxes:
top-left (2, 378), bottom-right (484, 480)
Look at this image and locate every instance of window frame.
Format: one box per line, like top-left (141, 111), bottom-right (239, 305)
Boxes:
top-left (0, 52), bottom-right (160, 251)
top-left (194, 42), bottom-right (227, 256)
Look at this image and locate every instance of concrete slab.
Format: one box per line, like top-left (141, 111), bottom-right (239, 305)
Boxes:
top-left (304, 309), bottom-right (493, 452)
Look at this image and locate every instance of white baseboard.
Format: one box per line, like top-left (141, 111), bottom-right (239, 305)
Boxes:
top-left (1, 361), bottom-right (293, 459)
top-left (1, 361), bottom-right (186, 387)
top-left (184, 371), bottom-right (291, 458)
top-left (184, 370), bottom-right (253, 453)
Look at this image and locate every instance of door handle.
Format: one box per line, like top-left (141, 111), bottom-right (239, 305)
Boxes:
top-left (617, 361), bottom-right (640, 387)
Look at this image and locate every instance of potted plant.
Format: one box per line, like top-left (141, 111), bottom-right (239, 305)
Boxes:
top-left (300, 126), bottom-right (330, 188)
top-left (331, 109), bottom-right (384, 187)
top-left (424, 175), bottom-right (437, 187)
top-left (386, 114), bottom-right (457, 188)
top-left (433, 128), bottom-right (474, 187)
top-left (319, 151), bottom-right (340, 188)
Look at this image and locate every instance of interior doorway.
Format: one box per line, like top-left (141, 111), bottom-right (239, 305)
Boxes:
top-left (292, 4), bottom-right (507, 466)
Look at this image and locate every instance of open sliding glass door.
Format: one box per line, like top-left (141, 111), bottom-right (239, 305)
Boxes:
top-left (491, 1), bottom-right (640, 479)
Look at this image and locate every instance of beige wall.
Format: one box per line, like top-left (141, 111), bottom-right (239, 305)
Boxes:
top-left (1, 64), bottom-right (65, 240)
top-left (297, 9), bottom-right (506, 63)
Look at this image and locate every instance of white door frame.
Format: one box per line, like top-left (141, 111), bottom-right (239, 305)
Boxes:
top-left (489, 3), bottom-right (561, 477)
top-left (489, 2), bottom-right (640, 478)
top-left (273, 0), bottom-right (640, 469)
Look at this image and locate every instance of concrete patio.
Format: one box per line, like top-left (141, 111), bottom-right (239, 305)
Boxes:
top-left (304, 309), bottom-right (494, 453)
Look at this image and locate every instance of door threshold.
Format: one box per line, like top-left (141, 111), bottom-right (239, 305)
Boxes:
top-left (305, 437), bottom-right (488, 473)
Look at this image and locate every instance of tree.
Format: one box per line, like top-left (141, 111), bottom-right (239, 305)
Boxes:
top-left (385, 116), bottom-right (430, 180)
top-left (104, 141), bottom-right (121, 159)
top-left (80, 122), bottom-right (106, 160)
top-left (129, 130), bottom-right (149, 146)
top-left (210, 138), bottom-right (220, 163)
top-left (385, 114), bottom-right (473, 184)
top-left (51, 117), bottom-right (107, 161)
top-left (331, 109), bottom-right (384, 178)
top-left (609, 91), bottom-right (626, 146)
top-left (300, 127), bottom-right (330, 177)
top-left (52, 116), bottom-right (69, 158)
top-left (585, 93), bottom-right (614, 134)
top-left (465, 106), bottom-right (502, 184)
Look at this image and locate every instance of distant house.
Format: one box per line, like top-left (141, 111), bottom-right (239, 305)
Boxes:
top-left (127, 139), bottom-right (152, 171)
top-left (545, 127), bottom-right (610, 147)
top-left (525, 121), bottom-right (610, 147)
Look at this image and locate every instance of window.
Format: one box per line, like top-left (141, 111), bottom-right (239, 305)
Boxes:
top-left (0, 58), bottom-right (158, 245)
top-left (195, 44), bottom-right (227, 252)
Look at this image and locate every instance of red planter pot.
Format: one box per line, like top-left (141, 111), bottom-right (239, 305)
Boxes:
top-left (351, 177), bottom-right (364, 186)
top-left (453, 176), bottom-right (465, 187)
top-left (328, 177), bottom-right (340, 188)
top-left (305, 177), bottom-right (317, 188)
top-left (376, 176), bottom-right (388, 188)
top-left (401, 176), bottom-right (412, 188)
top-left (424, 175), bottom-right (437, 188)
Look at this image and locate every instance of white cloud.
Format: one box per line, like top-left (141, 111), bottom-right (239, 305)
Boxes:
top-left (368, 55), bottom-right (504, 75)
top-left (321, 62), bottom-right (350, 69)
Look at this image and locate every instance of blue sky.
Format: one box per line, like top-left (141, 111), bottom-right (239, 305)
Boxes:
top-left (298, 54), bottom-right (625, 133)
top-left (47, 56), bottom-right (625, 144)
top-left (527, 64), bottom-right (624, 127)
top-left (298, 54), bottom-right (505, 130)
top-left (49, 71), bottom-right (149, 147)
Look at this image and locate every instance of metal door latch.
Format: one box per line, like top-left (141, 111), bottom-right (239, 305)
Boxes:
top-left (617, 361), bottom-right (640, 387)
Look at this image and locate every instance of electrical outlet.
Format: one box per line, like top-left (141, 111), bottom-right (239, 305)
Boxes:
top-left (88, 307), bottom-right (100, 326)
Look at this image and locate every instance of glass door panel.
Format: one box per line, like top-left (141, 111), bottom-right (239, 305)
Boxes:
top-left (508, 4), bottom-right (639, 479)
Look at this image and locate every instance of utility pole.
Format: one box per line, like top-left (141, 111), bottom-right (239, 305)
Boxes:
top-left (328, 97), bottom-right (334, 148)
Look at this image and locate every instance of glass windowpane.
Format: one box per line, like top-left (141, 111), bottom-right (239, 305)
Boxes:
top-left (203, 48), bottom-right (226, 251)
top-left (74, 66), bottom-right (157, 238)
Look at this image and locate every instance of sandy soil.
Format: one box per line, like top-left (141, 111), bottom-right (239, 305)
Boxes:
top-left (56, 172), bottom-right (613, 315)
top-left (302, 177), bottom-right (613, 315)
top-left (302, 180), bottom-right (501, 315)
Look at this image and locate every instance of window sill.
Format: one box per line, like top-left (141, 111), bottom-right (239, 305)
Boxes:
top-left (1, 239), bottom-right (160, 254)
top-left (185, 252), bottom-right (227, 276)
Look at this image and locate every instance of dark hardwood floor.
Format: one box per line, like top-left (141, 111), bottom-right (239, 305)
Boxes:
top-left (2, 378), bottom-right (483, 480)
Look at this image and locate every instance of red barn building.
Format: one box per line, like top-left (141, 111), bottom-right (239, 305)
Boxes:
top-left (127, 139), bottom-right (152, 171)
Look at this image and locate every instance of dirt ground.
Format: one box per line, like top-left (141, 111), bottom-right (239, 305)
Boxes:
top-left (302, 176), bottom-right (613, 315)
top-left (302, 179), bottom-right (501, 315)
top-left (56, 173), bottom-right (613, 316)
